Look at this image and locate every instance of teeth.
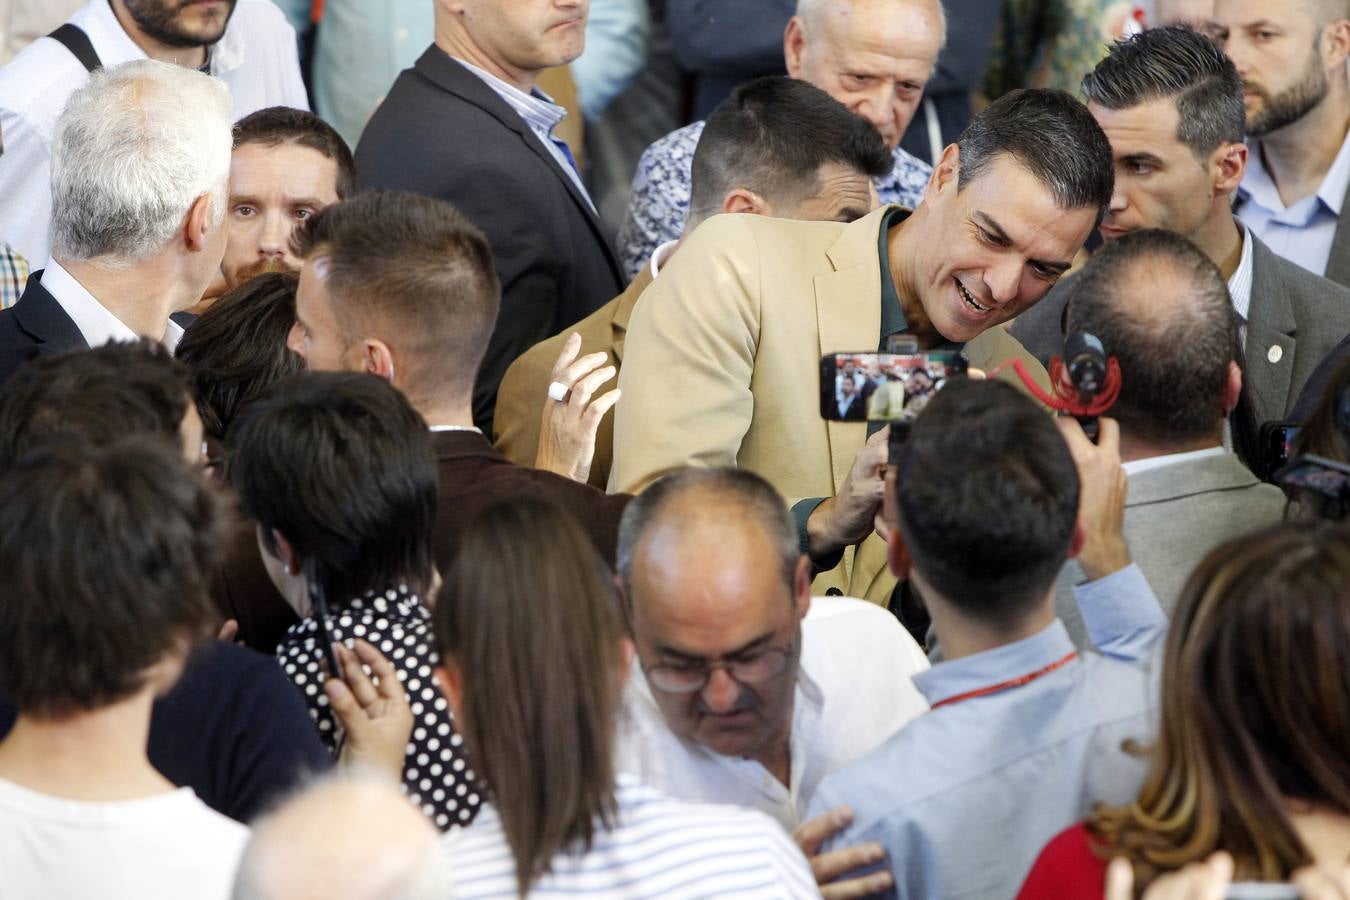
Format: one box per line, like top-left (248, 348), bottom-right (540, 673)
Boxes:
top-left (957, 280), bottom-right (989, 313)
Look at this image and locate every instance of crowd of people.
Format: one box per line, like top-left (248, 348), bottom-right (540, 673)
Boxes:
top-left (1, 0), bottom-right (1349, 898)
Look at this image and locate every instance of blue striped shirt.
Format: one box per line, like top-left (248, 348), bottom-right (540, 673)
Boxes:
top-left (441, 775), bottom-right (819, 898)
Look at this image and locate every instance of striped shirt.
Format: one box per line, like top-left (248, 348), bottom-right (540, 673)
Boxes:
top-left (441, 775), bottom-right (819, 898)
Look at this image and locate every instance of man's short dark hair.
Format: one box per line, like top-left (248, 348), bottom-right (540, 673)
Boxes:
top-left (958, 88), bottom-right (1115, 223)
top-left (897, 379), bottom-right (1080, 627)
top-left (176, 272), bottom-right (305, 443)
top-left (232, 106), bottom-right (357, 200)
top-left (0, 340), bottom-right (190, 470)
top-left (1065, 229), bottom-right (1237, 446)
top-left (228, 371), bottom-right (439, 603)
top-left (1083, 26), bottom-right (1246, 159)
top-left (294, 191), bottom-right (501, 408)
top-left (0, 438), bottom-right (224, 716)
top-left (689, 76), bottom-right (893, 221)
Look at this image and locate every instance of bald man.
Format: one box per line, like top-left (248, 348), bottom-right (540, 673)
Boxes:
top-left (617, 0), bottom-right (946, 278)
top-left (231, 775), bottom-right (449, 900)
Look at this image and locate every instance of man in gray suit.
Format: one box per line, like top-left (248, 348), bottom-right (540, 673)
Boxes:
top-left (1050, 229), bottom-right (1286, 649)
top-left (1012, 26), bottom-right (1350, 464)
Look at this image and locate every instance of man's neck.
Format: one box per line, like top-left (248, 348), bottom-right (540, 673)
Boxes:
top-left (110, 0), bottom-right (208, 68)
top-left (415, 396), bottom-right (476, 431)
top-left (926, 578), bottom-right (1057, 662)
top-left (1118, 432), bottom-right (1223, 465)
top-left (1192, 209), bottom-right (1244, 282)
top-left (434, 21), bottom-right (537, 94)
top-left (58, 257), bottom-right (185, 342)
top-left (886, 212), bottom-right (945, 350)
top-left (0, 690), bottom-right (173, 802)
top-left (748, 711), bottom-right (795, 788)
top-left (1259, 82), bottom-right (1350, 208)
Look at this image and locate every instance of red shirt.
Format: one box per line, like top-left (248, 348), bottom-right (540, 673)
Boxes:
top-left (1018, 822), bottom-right (1110, 899)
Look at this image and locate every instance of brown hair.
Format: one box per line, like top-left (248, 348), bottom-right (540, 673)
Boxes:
top-left (232, 106), bottom-right (357, 200)
top-left (1089, 521), bottom-right (1350, 891)
top-left (434, 497), bottom-right (620, 896)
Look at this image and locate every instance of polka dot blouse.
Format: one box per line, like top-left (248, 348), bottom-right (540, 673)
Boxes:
top-left (276, 585), bottom-right (482, 831)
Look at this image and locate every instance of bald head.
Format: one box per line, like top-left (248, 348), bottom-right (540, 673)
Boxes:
top-left (232, 776), bottom-right (450, 900)
top-left (1065, 229), bottom-right (1237, 448)
top-left (796, 0), bottom-right (947, 40)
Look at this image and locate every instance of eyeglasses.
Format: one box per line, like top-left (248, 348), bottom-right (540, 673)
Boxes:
top-left (643, 643), bottom-right (795, 695)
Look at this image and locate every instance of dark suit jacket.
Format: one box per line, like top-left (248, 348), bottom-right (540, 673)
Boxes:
top-left (1011, 230), bottom-right (1350, 437)
top-left (356, 48), bottom-right (624, 435)
top-left (0, 272), bottom-right (87, 386)
top-left (433, 430), bottom-right (630, 574)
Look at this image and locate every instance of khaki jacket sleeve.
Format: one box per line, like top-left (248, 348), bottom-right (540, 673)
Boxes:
top-left (966, 326), bottom-right (1054, 407)
top-left (609, 216), bottom-right (762, 494)
top-left (493, 339), bottom-right (557, 469)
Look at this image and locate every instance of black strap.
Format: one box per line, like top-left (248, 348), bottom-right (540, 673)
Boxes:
top-left (48, 23), bottom-right (102, 73)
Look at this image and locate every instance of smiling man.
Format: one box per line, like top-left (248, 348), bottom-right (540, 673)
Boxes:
top-left (610, 88), bottom-right (1113, 602)
top-left (0, 0), bottom-right (307, 266)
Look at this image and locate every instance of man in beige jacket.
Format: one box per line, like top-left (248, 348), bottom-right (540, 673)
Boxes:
top-left (611, 88), bottom-right (1114, 606)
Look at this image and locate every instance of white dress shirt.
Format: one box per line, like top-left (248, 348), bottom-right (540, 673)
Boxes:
top-left (616, 595), bottom-right (931, 830)
top-left (41, 259), bottom-right (183, 351)
top-left (0, 0), bottom-right (309, 264)
top-left (1238, 131), bottom-right (1350, 280)
top-left (1121, 445), bottom-right (1227, 478)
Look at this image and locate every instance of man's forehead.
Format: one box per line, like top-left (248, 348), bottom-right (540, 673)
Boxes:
top-left (818, 0), bottom-right (943, 60)
top-left (1213, 0), bottom-right (1312, 25)
top-left (1090, 100), bottom-right (1185, 151)
top-left (962, 157), bottom-right (1095, 260)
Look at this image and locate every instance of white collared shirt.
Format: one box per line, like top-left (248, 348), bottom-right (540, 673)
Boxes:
top-left (0, 0), bottom-right (309, 264)
top-left (616, 595), bottom-right (931, 830)
top-left (41, 259), bottom-right (183, 351)
top-left (1237, 130), bottom-right (1350, 279)
top-left (1228, 222), bottom-right (1255, 336)
top-left (648, 239), bottom-right (679, 280)
top-left (1121, 445), bottom-right (1227, 478)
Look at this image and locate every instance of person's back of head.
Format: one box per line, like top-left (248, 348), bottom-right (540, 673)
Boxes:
top-left (291, 191), bottom-right (500, 412)
top-left (176, 272), bottom-right (305, 445)
top-left (0, 438), bottom-right (224, 718)
top-left (50, 59), bottom-right (231, 267)
top-left (1091, 520), bottom-right (1350, 887)
top-left (1065, 228), bottom-right (1238, 451)
top-left (228, 371), bottom-right (438, 604)
top-left (232, 774), bottom-right (450, 900)
top-left (687, 75), bottom-right (893, 228)
top-left (0, 340), bottom-right (196, 471)
top-left (434, 496), bottom-right (622, 896)
top-left (232, 107), bottom-right (358, 201)
top-left (896, 378), bottom-right (1081, 632)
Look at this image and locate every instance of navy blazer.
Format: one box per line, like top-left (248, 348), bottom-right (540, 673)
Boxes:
top-left (0, 271), bottom-right (87, 386)
top-left (356, 47), bottom-right (624, 435)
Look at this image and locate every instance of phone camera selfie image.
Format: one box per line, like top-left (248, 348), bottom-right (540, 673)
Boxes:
top-left (819, 351), bottom-right (966, 423)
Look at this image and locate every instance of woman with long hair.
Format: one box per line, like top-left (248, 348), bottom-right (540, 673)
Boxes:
top-left (1018, 521), bottom-right (1350, 897)
top-left (432, 496), bottom-right (817, 898)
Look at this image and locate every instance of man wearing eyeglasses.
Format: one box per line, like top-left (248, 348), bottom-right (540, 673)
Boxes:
top-left (614, 466), bottom-right (931, 898)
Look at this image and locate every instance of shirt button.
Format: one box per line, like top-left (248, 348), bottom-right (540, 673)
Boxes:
top-left (1268, 345), bottom-right (1283, 364)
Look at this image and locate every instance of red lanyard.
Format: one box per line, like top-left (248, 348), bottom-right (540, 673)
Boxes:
top-left (929, 651), bottom-right (1079, 711)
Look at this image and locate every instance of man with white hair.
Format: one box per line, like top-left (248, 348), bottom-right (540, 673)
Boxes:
top-left (0, 59), bottom-right (232, 386)
top-left (232, 775), bottom-right (451, 900)
top-left (616, 0), bottom-right (946, 278)
top-left (0, 0), bottom-right (306, 265)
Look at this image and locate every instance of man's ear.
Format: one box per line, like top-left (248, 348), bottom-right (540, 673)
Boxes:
top-left (783, 16), bottom-right (807, 78)
top-left (923, 143), bottom-right (961, 207)
top-left (1322, 17), bottom-right (1350, 68)
top-left (184, 193), bottom-right (215, 253)
top-left (272, 528), bottom-right (301, 574)
top-left (1067, 522), bottom-right (1086, 561)
top-left (792, 554), bottom-right (812, 622)
top-left (1223, 359), bottom-right (1243, 415)
top-left (434, 661), bottom-right (463, 723)
top-left (362, 339), bottom-right (397, 384)
top-left (722, 188), bottom-right (771, 217)
top-left (1212, 142), bottom-right (1247, 197)
top-left (886, 524), bottom-right (912, 578)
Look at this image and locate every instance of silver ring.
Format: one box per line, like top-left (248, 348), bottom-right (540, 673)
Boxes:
top-left (547, 381), bottom-right (570, 402)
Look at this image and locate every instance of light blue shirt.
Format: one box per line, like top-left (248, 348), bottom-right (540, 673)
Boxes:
top-left (807, 565), bottom-right (1164, 899)
top-left (1237, 132), bottom-right (1350, 280)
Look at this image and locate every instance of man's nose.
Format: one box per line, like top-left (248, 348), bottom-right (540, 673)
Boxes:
top-left (851, 88), bottom-right (897, 141)
top-left (699, 667), bottom-right (742, 714)
top-left (986, 259), bottom-right (1022, 305)
top-left (259, 212), bottom-right (289, 257)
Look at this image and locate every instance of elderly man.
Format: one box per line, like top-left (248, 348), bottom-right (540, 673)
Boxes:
top-left (611, 88), bottom-right (1114, 604)
top-left (0, 0), bottom-right (306, 265)
top-left (0, 60), bottom-right (231, 386)
top-left (356, 0), bottom-right (624, 435)
top-left (618, 0), bottom-right (945, 278)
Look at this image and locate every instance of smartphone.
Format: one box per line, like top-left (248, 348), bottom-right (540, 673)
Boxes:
top-left (1224, 884), bottom-right (1302, 900)
top-left (820, 351), bottom-right (965, 423)
top-left (304, 558), bottom-right (343, 680)
top-left (1260, 421), bottom-right (1300, 479)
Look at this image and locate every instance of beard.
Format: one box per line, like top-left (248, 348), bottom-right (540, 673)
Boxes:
top-left (225, 256), bottom-right (296, 290)
top-left (122, 0), bottom-right (238, 49)
top-left (1246, 48), bottom-right (1329, 137)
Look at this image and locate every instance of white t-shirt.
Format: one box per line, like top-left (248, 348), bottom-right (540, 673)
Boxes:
top-left (617, 595), bottom-right (931, 830)
top-left (0, 778), bottom-right (248, 900)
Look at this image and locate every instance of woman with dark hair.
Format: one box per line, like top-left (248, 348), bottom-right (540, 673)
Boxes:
top-left (432, 496), bottom-right (817, 898)
top-left (1018, 521), bottom-right (1350, 897)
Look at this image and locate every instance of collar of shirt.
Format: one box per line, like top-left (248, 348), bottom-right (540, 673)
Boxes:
top-left (1241, 129), bottom-right (1350, 223)
top-left (1228, 221), bottom-right (1256, 324)
top-left (80, 0), bottom-right (243, 75)
top-left (428, 424), bottom-right (483, 434)
top-left (42, 258), bottom-right (183, 352)
top-left (1120, 445), bottom-right (1227, 477)
top-left (649, 240), bottom-right (680, 280)
top-left (878, 206), bottom-right (912, 342)
top-left (455, 57), bottom-right (568, 141)
top-left (913, 619), bottom-right (1076, 709)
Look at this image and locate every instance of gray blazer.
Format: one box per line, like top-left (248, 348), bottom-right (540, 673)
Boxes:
top-left (1054, 451), bottom-right (1287, 651)
top-left (1010, 231), bottom-right (1350, 428)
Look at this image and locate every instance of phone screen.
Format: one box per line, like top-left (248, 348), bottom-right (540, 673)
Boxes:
top-left (820, 351), bottom-right (964, 423)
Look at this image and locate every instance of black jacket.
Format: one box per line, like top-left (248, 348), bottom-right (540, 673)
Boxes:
top-left (356, 48), bottom-right (624, 434)
top-left (0, 272), bottom-right (87, 386)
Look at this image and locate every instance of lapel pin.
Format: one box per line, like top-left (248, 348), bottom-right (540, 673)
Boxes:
top-left (1267, 345), bottom-right (1283, 364)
